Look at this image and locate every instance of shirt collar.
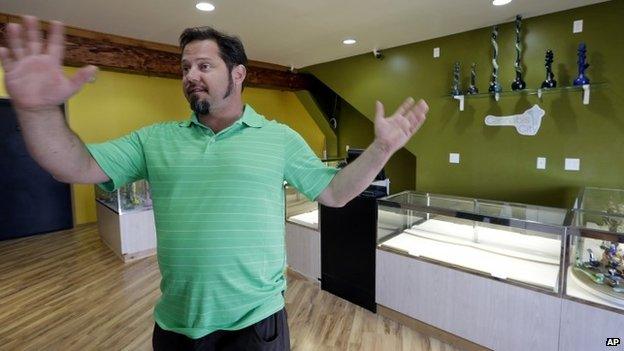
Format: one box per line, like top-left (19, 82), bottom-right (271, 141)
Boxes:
top-left (178, 104), bottom-right (266, 129)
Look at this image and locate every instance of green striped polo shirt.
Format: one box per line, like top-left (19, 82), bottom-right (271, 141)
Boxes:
top-left (86, 104), bottom-right (338, 338)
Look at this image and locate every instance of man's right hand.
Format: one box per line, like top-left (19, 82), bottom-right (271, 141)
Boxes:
top-left (0, 15), bottom-right (109, 185)
top-left (0, 16), bottom-right (98, 111)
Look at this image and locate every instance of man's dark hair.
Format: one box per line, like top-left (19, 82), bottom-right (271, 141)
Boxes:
top-left (179, 26), bottom-right (248, 73)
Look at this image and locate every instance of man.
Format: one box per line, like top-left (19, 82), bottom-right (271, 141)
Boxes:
top-left (0, 16), bottom-right (428, 351)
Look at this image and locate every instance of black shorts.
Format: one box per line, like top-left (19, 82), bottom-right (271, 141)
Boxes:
top-left (152, 308), bottom-right (290, 351)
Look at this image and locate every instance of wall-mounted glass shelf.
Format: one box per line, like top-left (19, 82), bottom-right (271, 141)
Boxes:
top-left (448, 83), bottom-right (606, 111)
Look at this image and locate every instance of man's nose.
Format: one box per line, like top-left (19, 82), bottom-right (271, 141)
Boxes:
top-left (185, 66), bottom-right (201, 83)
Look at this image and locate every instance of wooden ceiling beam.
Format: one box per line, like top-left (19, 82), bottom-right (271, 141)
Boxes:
top-left (0, 15), bottom-right (311, 90)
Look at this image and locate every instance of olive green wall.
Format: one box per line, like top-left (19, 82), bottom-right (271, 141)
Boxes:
top-left (294, 90), bottom-right (339, 158)
top-left (304, 0), bottom-right (623, 208)
top-left (337, 99), bottom-right (416, 194)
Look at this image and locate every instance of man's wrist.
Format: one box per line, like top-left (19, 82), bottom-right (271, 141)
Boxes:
top-left (15, 105), bottom-right (62, 114)
top-left (371, 139), bottom-right (393, 160)
top-left (15, 106), bottom-right (64, 123)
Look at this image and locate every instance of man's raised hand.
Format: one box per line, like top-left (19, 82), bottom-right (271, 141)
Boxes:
top-left (0, 16), bottom-right (97, 111)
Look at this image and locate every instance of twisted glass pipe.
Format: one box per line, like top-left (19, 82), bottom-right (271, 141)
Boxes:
top-left (514, 16), bottom-right (523, 76)
top-left (489, 25), bottom-right (501, 93)
top-left (511, 15), bottom-right (526, 90)
top-left (452, 62), bottom-right (461, 95)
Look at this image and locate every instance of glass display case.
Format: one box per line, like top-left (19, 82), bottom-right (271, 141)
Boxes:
top-left (377, 191), bottom-right (569, 293)
top-left (95, 180), bottom-right (153, 214)
top-left (284, 158), bottom-right (343, 229)
top-left (95, 179), bottom-right (156, 262)
top-left (566, 187), bottom-right (624, 311)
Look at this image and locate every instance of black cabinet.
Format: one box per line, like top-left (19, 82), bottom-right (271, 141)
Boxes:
top-left (320, 186), bottom-right (386, 312)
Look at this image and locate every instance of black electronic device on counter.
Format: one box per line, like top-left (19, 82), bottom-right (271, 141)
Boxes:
top-left (320, 148), bottom-right (389, 312)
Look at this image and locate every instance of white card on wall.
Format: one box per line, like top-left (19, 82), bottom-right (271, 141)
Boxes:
top-left (573, 20), bottom-right (583, 33)
top-left (565, 158), bottom-right (580, 171)
top-left (449, 153), bottom-right (460, 164)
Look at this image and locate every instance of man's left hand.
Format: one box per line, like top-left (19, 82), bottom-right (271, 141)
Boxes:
top-left (373, 97), bottom-right (428, 155)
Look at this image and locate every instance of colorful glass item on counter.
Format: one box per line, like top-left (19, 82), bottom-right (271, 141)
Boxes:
top-left (574, 198), bottom-right (624, 296)
top-left (575, 242), bottom-right (624, 295)
top-left (587, 248), bottom-right (600, 267)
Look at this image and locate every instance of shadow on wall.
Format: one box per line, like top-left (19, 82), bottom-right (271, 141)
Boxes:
top-left (586, 52), bottom-right (622, 132)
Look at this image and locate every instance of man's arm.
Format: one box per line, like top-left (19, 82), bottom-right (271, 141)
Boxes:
top-left (16, 107), bottom-right (109, 184)
top-left (0, 16), bottom-right (105, 183)
top-left (317, 98), bottom-right (428, 207)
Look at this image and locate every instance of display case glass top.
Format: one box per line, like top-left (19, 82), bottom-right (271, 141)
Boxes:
top-left (378, 191), bottom-right (569, 231)
top-left (567, 187), bottom-right (624, 312)
top-left (95, 180), bottom-right (153, 215)
top-left (377, 191), bottom-right (569, 293)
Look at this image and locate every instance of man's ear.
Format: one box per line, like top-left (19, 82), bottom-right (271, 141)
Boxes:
top-left (232, 64), bottom-right (247, 86)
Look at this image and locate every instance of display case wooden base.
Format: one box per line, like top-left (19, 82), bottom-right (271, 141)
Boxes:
top-left (285, 221), bottom-right (320, 282)
top-left (96, 201), bottom-right (156, 262)
top-left (559, 297), bottom-right (624, 351)
top-left (376, 249), bottom-right (562, 351)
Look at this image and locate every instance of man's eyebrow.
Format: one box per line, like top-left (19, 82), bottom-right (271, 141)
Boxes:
top-left (181, 57), bottom-right (217, 64)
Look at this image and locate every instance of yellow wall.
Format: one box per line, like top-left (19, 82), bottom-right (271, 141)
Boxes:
top-left (1, 68), bottom-right (324, 225)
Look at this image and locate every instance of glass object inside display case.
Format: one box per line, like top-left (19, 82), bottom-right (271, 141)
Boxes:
top-left (567, 187), bottom-right (624, 310)
top-left (95, 180), bottom-right (153, 214)
top-left (377, 191), bottom-right (569, 293)
top-left (321, 157), bottom-right (344, 169)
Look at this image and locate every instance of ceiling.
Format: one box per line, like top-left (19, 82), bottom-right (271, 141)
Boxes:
top-left (0, 0), bottom-right (609, 68)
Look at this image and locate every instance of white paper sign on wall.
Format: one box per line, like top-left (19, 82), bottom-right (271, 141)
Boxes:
top-left (484, 104), bottom-right (546, 136)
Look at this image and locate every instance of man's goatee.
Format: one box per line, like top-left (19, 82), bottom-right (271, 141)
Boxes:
top-left (190, 96), bottom-right (210, 115)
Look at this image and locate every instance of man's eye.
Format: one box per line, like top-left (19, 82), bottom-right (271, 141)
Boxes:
top-left (201, 64), bottom-right (211, 70)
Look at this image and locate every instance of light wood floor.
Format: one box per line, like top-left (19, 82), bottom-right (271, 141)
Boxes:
top-left (0, 224), bottom-right (463, 351)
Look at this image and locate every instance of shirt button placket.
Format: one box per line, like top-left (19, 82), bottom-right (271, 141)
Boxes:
top-left (204, 136), bottom-right (216, 153)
